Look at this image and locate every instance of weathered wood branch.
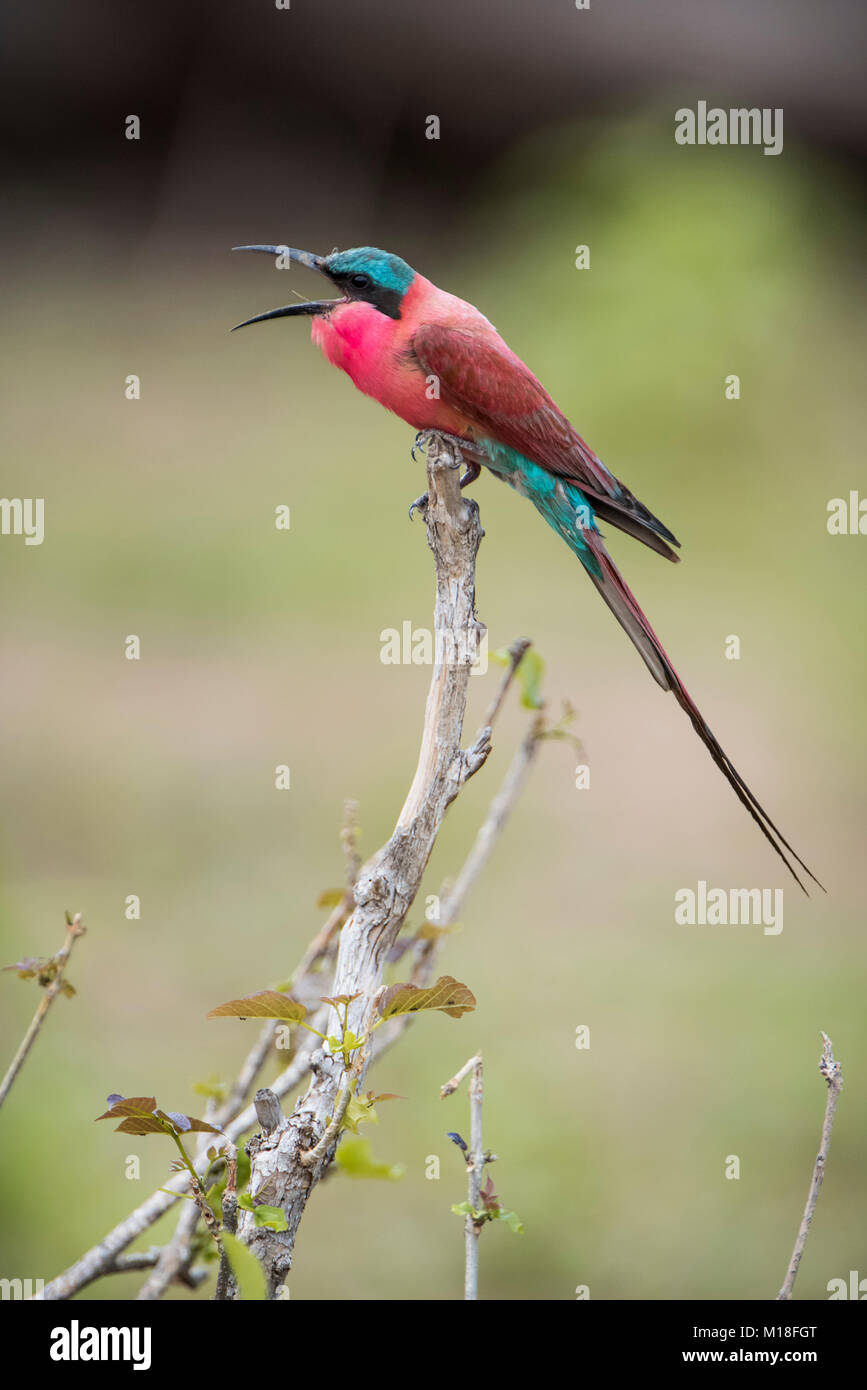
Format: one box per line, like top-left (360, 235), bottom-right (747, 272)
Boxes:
top-left (237, 435), bottom-right (489, 1295)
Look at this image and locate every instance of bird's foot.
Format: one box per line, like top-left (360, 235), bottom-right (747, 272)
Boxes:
top-left (409, 435), bottom-right (483, 517)
top-left (411, 429), bottom-right (477, 469)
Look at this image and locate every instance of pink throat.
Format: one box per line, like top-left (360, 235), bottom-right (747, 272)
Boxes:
top-left (308, 276), bottom-right (475, 436)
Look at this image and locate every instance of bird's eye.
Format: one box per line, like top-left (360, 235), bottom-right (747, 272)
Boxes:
top-left (350, 273), bottom-right (371, 290)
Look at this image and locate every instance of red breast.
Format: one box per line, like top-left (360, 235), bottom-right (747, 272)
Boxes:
top-left (311, 275), bottom-right (491, 437)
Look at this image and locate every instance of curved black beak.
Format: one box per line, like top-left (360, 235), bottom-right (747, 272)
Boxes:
top-left (231, 245), bottom-right (342, 330)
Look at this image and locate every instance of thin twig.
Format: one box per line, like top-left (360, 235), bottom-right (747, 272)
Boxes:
top-left (299, 1060), bottom-right (363, 1170)
top-left (108, 1248), bottom-right (207, 1288)
top-left (214, 1144), bottom-right (239, 1302)
top-left (439, 712), bottom-right (545, 926)
top-left (341, 798), bottom-right (362, 891)
top-left (483, 638), bottom-right (531, 729)
top-left (465, 1057), bottom-right (485, 1301)
top-left (0, 914), bottom-right (86, 1111)
top-left (441, 1053), bottom-right (485, 1299)
top-left (776, 1031), bottom-right (843, 1300)
top-left (136, 1195), bottom-right (201, 1302)
top-left (441, 1053), bottom-right (482, 1098)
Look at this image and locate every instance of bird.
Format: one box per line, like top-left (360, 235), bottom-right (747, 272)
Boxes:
top-left (232, 243), bottom-right (820, 893)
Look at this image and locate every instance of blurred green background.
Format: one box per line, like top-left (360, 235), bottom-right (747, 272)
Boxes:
top-left (1, 0), bottom-right (866, 1301)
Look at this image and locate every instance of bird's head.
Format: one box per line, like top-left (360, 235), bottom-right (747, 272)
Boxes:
top-left (232, 245), bottom-right (417, 329)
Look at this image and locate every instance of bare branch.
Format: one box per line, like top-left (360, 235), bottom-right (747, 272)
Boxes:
top-left (0, 913), bottom-right (86, 1111)
top-left (776, 1031), bottom-right (843, 1300)
top-left (214, 1144), bottom-right (239, 1302)
top-left (441, 1053), bottom-right (482, 1098)
top-left (254, 1088), bottom-right (286, 1138)
top-left (237, 436), bottom-right (488, 1295)
top-left (341, 798), bottom-right (362, 891)
top-left (465, 1056), bottom-right (485, 1301)
top-left (108, 1248), bottom-right (207, 1288)
top-left (483, 638), bottom-right (531, 728)
top-left (441, 1053), bottom-right (486, 1299)
top-left (439, 712), bottom-right (544, 926)
top-left (136, 1195), bottom-right (200, 1302)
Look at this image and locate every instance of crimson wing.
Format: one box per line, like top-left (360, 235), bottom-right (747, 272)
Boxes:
top-left (412, 322), bottom-right (680, 561)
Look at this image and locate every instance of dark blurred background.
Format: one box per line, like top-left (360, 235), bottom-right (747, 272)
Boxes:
top-left (1, 0), bottom-right (865, 1300)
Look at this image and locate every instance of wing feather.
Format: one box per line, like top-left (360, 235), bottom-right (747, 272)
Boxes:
top-left (413, 322), bottom-right (680, 557)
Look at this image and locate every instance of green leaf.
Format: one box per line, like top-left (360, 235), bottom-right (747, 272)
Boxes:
top-left (417, 921), bottom-right (457, 940)
top-left (493, 645), bottom-right (545, 709)
top-left (316, 888), bottom-right (345, 909)
top-left (3, 956), bottom-right (61, 985)
top-left (325, 1028), bottom-right (364, 1058)
top-left (374, 975), bottom-right (476, 1021)
top-left (251, 1204), bottom-right (288, 1232)
top-left (220, 1233), bottom-right (268, 1301)
top-left (236, 1193), bottom-right (286, 1229)
top-left (515, 648), bottom-right (545, 709)
top-left (451, 1201), bottom-right (474, 1217)
top-left (207, 991), bottom-right (307, 1022)
top-left (336, 1138), bottom-right (403, 1181)
top-left (340, 1095), bottom-right (378, 1134)
top-left (193, 1076), bottom-right (228, 1103)
top-left (500, 1209), bottom-right (524, 1234)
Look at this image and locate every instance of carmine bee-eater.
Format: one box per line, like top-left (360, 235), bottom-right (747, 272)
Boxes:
top-left (233, 244), bottom-right (820, 892)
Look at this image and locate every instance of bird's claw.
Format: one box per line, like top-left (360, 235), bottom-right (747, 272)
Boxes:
top-left (408, 491), bottom-right (429, 520)
top-left (410, 432), bottom-right (480, 515)
top-left (411, 429), bottom-right (469, 469)
top-left (436, 431), bottom-right (467, 469)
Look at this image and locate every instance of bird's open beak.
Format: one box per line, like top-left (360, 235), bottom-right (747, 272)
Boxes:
top-left (231, 245), bottom-right (342, 329)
